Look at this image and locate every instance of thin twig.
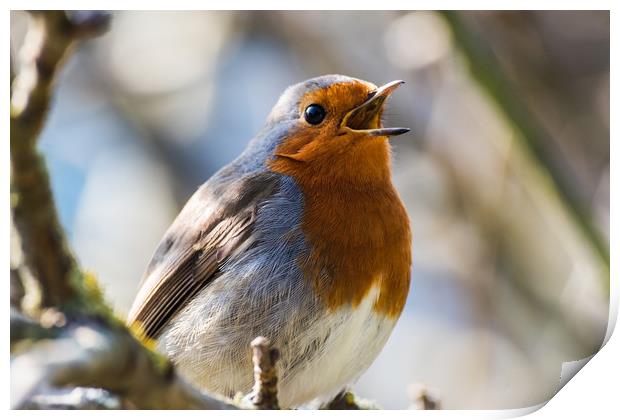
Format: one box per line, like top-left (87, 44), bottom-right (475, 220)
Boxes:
top-left (249, 336), bottom-right (280, 409)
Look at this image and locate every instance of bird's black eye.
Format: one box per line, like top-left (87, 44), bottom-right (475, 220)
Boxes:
top-left (304, 104), bottom-right (326, 125)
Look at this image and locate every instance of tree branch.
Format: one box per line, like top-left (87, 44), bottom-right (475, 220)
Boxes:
top-left (10, 11), bottom-right (110, 310)
top-left (21, 387), bottom-right (125, 410)
top-left (11, 308), bottom-right (60, 349)
top-left (11, 322), bottom-right (239, 409)
top-left (249, 336), bottom-right (280, 409)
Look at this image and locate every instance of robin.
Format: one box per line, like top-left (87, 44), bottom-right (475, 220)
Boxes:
top-left (128, 74), bottom-right (412, 408)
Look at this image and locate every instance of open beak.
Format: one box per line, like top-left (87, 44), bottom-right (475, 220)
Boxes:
top-left (341, 80), bottom-right (410, 137)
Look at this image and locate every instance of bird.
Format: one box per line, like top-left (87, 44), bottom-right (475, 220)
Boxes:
top-left (127, 74), bottom-right (412, 408)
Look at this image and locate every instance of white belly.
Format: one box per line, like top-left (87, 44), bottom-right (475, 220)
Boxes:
top-left (158, 284), bottom-right (396, 408)
top-left (283, 286), bottom-right (397, 408)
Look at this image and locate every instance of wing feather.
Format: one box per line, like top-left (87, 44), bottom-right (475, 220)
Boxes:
top-left (127, 172), bottom-right (278, 339)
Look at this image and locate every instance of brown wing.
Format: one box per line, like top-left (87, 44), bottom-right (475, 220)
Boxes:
top-left (127, 172), bottom-right (278, 339)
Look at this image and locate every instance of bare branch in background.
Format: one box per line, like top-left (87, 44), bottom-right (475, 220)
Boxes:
top-left (440, 11), bottom-right (610, 275)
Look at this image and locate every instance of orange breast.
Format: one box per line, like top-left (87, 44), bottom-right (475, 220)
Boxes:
top-left (270, 138), bottom-right (412, 319)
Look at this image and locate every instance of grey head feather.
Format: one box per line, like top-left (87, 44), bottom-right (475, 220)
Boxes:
top-left (254, 74), bottom-right (362, 156)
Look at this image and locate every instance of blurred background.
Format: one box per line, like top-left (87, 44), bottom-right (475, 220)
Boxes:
top-left (10, 10), bottom-right (610, 409)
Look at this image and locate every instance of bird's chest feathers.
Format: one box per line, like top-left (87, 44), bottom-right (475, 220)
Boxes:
top-left (269, 140), bottom-right (411, 318)
top-left (300, 185), bottom-right (411, 319)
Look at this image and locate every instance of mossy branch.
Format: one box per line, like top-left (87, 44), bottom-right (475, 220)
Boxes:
top-left (11, 319), bottom-right (239, 409)
top-left (10, 11), bottom-right (110, 311)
